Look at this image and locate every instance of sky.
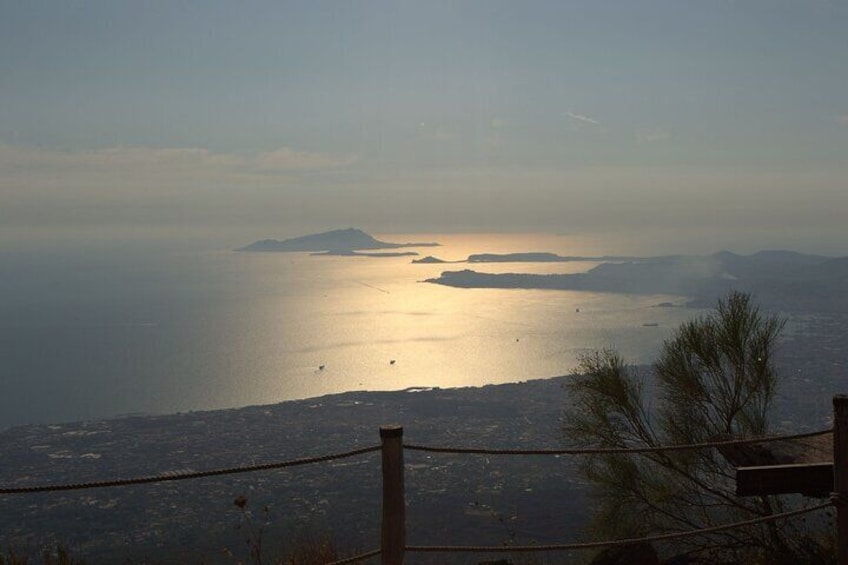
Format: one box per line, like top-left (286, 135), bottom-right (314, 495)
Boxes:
top-left (2, 0), bottom-right (847, 253)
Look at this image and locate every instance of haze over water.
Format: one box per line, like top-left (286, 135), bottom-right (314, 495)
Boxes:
top-left (3, 1), bottom-right (847, 433)
top-left (0, 232), bottom-right (704, 430)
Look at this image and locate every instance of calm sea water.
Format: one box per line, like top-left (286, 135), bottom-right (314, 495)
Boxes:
top-left (0, 233), bottom-right (699, 430)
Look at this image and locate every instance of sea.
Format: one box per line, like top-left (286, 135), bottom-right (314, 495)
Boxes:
top-left (0, 231), bottom-right (762, 431)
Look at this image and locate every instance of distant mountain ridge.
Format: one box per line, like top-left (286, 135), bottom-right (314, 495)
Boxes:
top-left (237, 228), bottom-right (439, 253)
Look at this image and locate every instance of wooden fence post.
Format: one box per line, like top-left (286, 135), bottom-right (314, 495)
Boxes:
top-left (835, 396), bottom-right (848, 565)
top-left (380, 425), bottom-right (405, 565)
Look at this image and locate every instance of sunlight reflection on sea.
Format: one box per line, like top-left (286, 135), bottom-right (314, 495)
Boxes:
top-left (0, 233), bottom-right (699, 428)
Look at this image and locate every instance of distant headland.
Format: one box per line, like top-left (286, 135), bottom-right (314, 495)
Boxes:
top-left (412, 252), bottom-right (635, 264)
top-left (237, 228), bottom-right (440, 254)
top-left (424, 250), bottom-right (848, 312)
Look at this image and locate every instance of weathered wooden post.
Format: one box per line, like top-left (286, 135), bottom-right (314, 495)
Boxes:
top-left (834, 396), bottom-right (848, 565)
top-left (380, 425), bottom-right (405, 565)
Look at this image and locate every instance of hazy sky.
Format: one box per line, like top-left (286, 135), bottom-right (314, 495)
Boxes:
top-left (2, 1), bottom-right (847, 252)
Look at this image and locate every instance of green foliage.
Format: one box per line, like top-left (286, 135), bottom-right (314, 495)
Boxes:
top-left (656, 291), bottom-right (783, 440)
top-left (226, 494), bottom-right (338, 565)
top-left (564, 291), bottom-right (832, 563)
top-left (280, 534), bottom-right (338, 565)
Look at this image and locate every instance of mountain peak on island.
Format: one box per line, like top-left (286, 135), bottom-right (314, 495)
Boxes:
top-left (237, 228), bottom-right (439, 253)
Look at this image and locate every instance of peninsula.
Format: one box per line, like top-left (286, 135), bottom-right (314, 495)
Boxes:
top-left (412, 252), bottom-right (634, 264)
top-left (425, 250), bottom-right (848, 313)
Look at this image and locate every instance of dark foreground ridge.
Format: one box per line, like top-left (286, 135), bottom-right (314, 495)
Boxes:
top-left (237, 228), bottom-right (440, 253)
top-left (0, 377), bottom-right (586, 563)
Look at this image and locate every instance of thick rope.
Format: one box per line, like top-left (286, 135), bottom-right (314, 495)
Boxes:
top-left (404, 428), bottom-right (831, 456)
top-left (405, 501), bottom-right (833, 553)
top-left (0, 445), bottom-right (381, 494)
top-left (325, 548), bottom-right (381, 564)
top-left (0, 428), bottom-right (832, 494)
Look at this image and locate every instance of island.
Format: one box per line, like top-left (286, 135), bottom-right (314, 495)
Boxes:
top-left (237, 228), bottom-right (439, 253)
top-left (411, 255), bottom-right (451, 264)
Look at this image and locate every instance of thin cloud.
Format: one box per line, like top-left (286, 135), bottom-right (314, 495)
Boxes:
top-left (836, 115), bottom-right (848, 126)
top-left (636, 128), bottom-right (671, 144)
top-left (565, 111), bottom-right (602, 126)
top-left (0, 143), bottom-right (360, 231)
top-left (0, 144), bottom-right (358, 183)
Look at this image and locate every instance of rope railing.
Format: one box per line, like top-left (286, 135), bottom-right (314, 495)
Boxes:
top-left (326, 548), bottom-right (382, 565)
top-left (404, 501), bottom-right (834, 554)
top-left (0, 444), bottom-right (381, 494)
top-left (323, 502), bottom-right (837, 564)
top-left (403, 427), bottom-right (832, 456)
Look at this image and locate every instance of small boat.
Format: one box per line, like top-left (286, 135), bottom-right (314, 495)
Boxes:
top-left (642, 323), bottom-right (659, 327)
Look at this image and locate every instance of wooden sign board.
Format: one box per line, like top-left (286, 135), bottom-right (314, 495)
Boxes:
top-left (736, 462), bottom-right (833, 497)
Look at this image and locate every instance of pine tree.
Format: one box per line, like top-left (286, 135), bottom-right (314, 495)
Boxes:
top-left (564, 291), bottom-right (831, 563)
